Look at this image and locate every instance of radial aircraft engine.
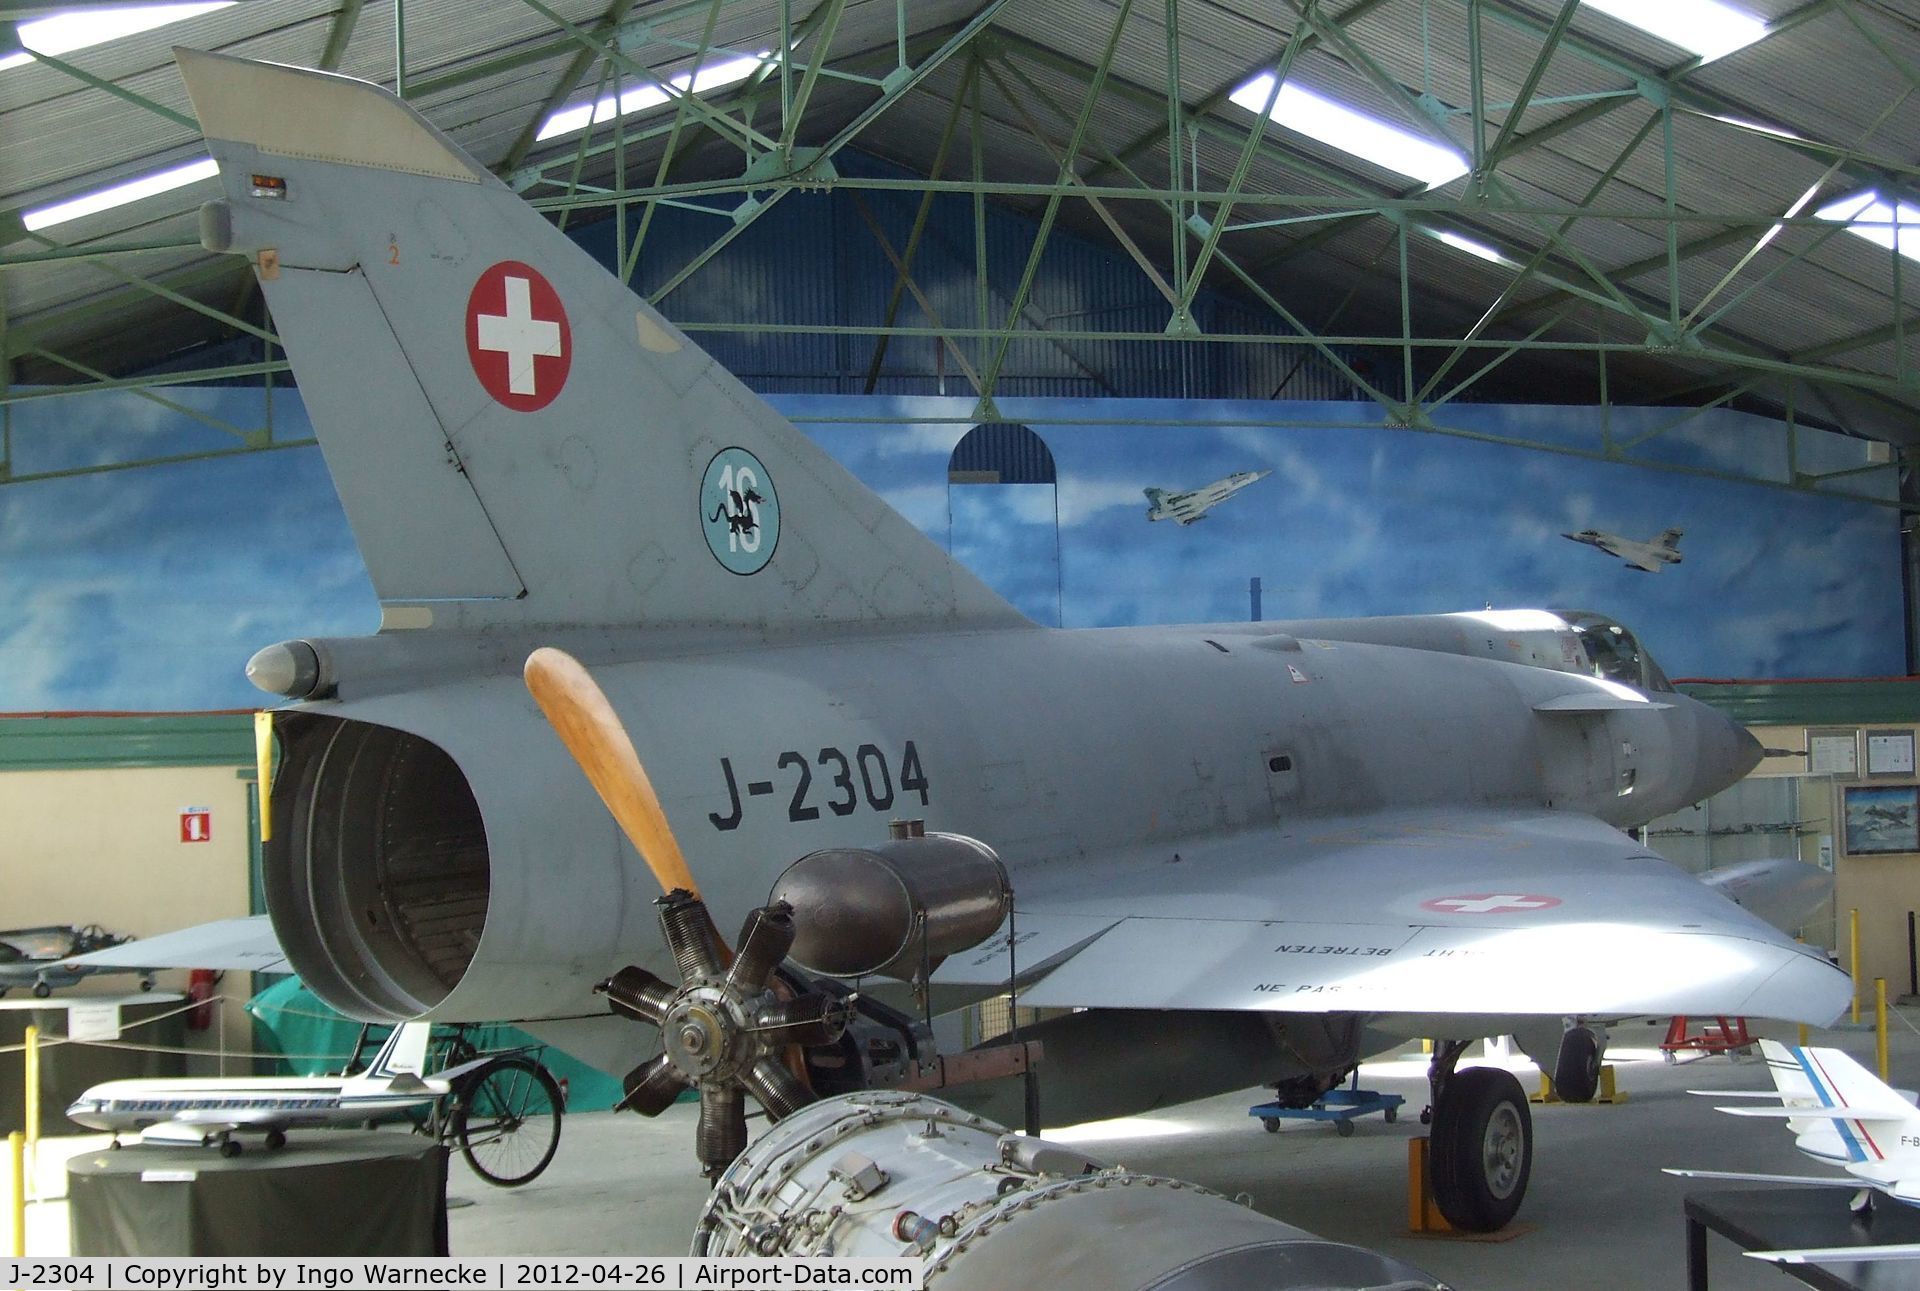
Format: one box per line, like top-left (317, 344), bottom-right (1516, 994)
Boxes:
top-left (174, 48), bottom-right (1848, 1233)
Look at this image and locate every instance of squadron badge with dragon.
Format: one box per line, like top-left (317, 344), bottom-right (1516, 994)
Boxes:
top-left (701, 447), bottom-right (780, 575)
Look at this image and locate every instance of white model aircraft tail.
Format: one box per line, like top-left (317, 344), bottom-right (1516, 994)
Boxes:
top-left (174, 49), bottom-right (1023, 637)
top-left (344, 1021), bottom-right (434, 1089)
top-left (1670, 1042), bottom-right (1920, 1191)
top-left (1655, 528), bottom-right (1685, 551)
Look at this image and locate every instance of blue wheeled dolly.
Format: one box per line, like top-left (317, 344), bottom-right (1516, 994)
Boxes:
top-left (1249, 1073), bottom-right (1404, 1138)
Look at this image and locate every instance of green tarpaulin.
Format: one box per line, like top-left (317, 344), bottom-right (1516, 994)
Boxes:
top-left (246, 977), bottom-right (624, 1111)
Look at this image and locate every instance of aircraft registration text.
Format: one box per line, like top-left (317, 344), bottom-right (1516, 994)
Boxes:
top-left (709, 743), bottom-right (930, 831)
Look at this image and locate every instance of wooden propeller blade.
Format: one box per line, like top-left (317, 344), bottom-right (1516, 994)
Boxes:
top-left (524, 646), bottom-right (701, 899)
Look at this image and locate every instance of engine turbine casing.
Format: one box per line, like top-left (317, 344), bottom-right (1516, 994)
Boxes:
top-left (695, 1090), bottom-right (1446, 1290)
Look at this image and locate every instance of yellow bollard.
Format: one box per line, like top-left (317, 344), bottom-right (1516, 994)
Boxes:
top-left (1878, 978), bottom-right (1891, 1082)
top-left (1799, 1022), bottom-right (1809, 1048)
top-left (1851, 909), bottom-right (1862, 1025)
top-left (8, 1131), bottom-right (23, 1257)
top-left (22, 1025), bottom-right (38, 1197)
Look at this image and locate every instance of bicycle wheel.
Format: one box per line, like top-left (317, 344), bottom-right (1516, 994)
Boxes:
top-left (452, 1056), bottom-right (563, 1187)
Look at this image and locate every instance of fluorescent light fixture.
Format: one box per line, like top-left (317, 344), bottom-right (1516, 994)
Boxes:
top-left (1229, 75), bottom-right (1468, 189)
top-left (22, 156), bottom-right (219, 231)
top-left (0, 3), bottom-right (235, 73)
top-left (537, 51), bottom-right (768, 142)
top-left (1579, 0), bottom-right (1768, 62)
top-left (1433, 229), bottom-right (1507, 264)
top-left (1815, 191), bottom-right (1920, 263)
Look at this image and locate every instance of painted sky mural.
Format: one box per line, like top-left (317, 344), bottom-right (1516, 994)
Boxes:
top-left (0, 387), bottom-right (1900, 712)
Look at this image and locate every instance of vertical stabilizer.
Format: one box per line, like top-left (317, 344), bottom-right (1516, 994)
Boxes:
top-left (174, 49), bottom-right (1025, 636)
top-left (353, 1021), bottom-right (433, 1083)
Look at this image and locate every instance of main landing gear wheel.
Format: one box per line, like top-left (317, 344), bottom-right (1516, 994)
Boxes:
top-left (1430, 1066), bottom-right (1532, 1232)
top-left (1553, 1026), bottom-right (1603, 1104)
top-left (452, 1056), bottom-right (564, 1187)
top-left (264, 1129), bottom-right (287, 1151)
top-left (218, 1139), bottom-right (242, 1159)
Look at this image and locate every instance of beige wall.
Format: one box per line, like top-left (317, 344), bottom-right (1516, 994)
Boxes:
top-left (1750, 722), bottom-right (1920, 996)
top-left (0, 765), bottom-right (256, 1068)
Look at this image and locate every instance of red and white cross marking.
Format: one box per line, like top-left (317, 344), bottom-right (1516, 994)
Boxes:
top-left (1419, 893), bottom-right (1562, 915)
top-left (466, 260), bottom-right (571, 412)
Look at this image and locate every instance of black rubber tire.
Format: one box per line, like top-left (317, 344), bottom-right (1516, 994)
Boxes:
top-left (32, 982), bottom-right (50, 999)
top-left (264, 1129), bottom-right (287, 1151)
top-left (219, 1139), bottom-right (242, 1159)
top-left (1335, 1118), bottom-right (1355, 1138)
top-left (1385, 1105), bottom-right (1398, 1124)
top-left (452, 1057), bottom-right (564, 1187)
top-left (1261, 1118), bottom-right (1280, 1134)
top-left (1430, 1066), bottom-right (1532, 1232)
top-left (1553, 1027), bottom-right (1602, 1104)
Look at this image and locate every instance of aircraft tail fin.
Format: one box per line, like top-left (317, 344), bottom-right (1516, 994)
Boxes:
top-left (349, 1021), bottom-right (434, 1085)
top-left (174, 49), bottom-right (1025, 635)
top-left (1143, 488), bottom-right (1168, 508)
top-left (1656, 528), bottom-right (1684, 550)
top-left (1750, 1041), bottom-right (1918, 1166)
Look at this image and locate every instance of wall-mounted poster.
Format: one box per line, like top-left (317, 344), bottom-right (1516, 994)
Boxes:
top-left (1867, 731), bottom-right (1916, 777)
top-left (1843, 784), bottom-right (1920, 856)
top-left (1808, 730), bottom-right (1859, 776)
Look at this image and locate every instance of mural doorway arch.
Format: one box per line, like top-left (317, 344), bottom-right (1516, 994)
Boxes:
top-left (947, 423), bottom-right (1062, 626)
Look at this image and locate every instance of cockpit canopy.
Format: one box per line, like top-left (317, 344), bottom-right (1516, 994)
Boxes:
top-left (1551, 610), bottom-right (1673, 692)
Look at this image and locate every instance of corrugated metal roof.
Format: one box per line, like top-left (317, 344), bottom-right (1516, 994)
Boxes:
top-left (3, 0), bottom-right (1917, 444)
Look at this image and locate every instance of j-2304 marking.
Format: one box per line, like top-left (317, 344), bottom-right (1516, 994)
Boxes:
top-left (710, 741), bottom-right (930, 831)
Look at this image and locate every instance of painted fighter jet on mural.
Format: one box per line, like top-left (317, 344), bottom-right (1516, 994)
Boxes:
top-left (1144, 470), bottom-right (1271, 524)
top-left (1562, 527), bottom-right (1685, 572)
top-left (171, 49), bottom-right (1846, 1234)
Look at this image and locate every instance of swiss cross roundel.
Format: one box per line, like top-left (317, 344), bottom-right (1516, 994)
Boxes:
top-left (1419, 893), bottom-right (1563, 915)
top-left (465, 260), bottom-right (571, 412)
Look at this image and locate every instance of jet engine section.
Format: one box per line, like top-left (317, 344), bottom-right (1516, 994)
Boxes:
top-left (265, 712), bottom-right (492, 1019)
top-left (695, 1090), bottom-right (1446, 1290)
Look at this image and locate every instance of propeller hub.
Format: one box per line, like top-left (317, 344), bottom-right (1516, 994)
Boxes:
top-left (662, 989), bottom-right (765, 1082)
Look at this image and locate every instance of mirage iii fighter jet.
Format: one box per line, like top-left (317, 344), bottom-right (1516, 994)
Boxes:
top-left (173, 49), bottom-right (1846, 1236)
top-left (1144, 470), bottom-right (1271, 524)
top-left (1563, 527), bottom-right (1685, 572)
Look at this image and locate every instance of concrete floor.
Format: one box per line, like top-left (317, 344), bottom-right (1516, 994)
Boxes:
top-left (439, 1014), bottom-right (1920, 1290)
top-left (18, 1014), bottom-right (1918, 1287)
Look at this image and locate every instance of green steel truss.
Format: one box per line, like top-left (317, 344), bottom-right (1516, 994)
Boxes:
top-left (0, 0), bottom-right (1912, 508)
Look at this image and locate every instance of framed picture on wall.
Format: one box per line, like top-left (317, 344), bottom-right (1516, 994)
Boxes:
top-left (1866, 731), bottom-right (1916, 777)
top-left (1843, 784), bottom-right (1920, 856)
top-left (1808, 729), bottom-right (1859, 776)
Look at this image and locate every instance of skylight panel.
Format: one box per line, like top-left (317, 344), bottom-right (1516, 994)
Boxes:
top-left (1579, 0), bottom-right (1768, 62)
top-left (1814, 191), bottom-right (1920, 263)
top-left (1227, 75), bottom-right (1468, 189)
top-left (22, 157), bottom-right (219, 231)
top-left (0, 3), bottom-right (234, 73)
top-left (536, 51), bottom-right (768, 142)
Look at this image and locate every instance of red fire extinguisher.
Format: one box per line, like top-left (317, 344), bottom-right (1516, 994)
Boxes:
top-left (187, 968), bottom-right (219, 1031)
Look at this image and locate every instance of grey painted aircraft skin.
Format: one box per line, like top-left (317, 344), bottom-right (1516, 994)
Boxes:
top-left (1144, 469), bottom-right (1271, 524)
top-left (1563, 527), bottom-right (1685, 572)
top-left (177, 52), bottom-right (1846, 1117)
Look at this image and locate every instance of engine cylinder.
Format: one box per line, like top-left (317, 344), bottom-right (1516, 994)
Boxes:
top-left (770, 834), bottom-right (1011, 980)
top-left (694, 1091), bottom-right (1444, 1290)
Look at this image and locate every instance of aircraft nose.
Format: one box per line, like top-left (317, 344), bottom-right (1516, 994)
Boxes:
top-left (1683, 699), bottom-right (1763, 805)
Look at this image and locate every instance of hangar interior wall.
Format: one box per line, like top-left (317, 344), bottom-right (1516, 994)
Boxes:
top-left (0, 719), bottom-right (258, 1074)
top-left (1668, 685), bottom-right (1920, 993)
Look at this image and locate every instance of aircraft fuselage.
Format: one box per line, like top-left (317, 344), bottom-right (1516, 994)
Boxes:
top-left (263, 616), bottom-right (1756, 1029)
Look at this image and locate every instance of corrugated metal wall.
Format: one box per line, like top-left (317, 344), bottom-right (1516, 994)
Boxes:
top-left (570, 152), bottom-right (1369, 402)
